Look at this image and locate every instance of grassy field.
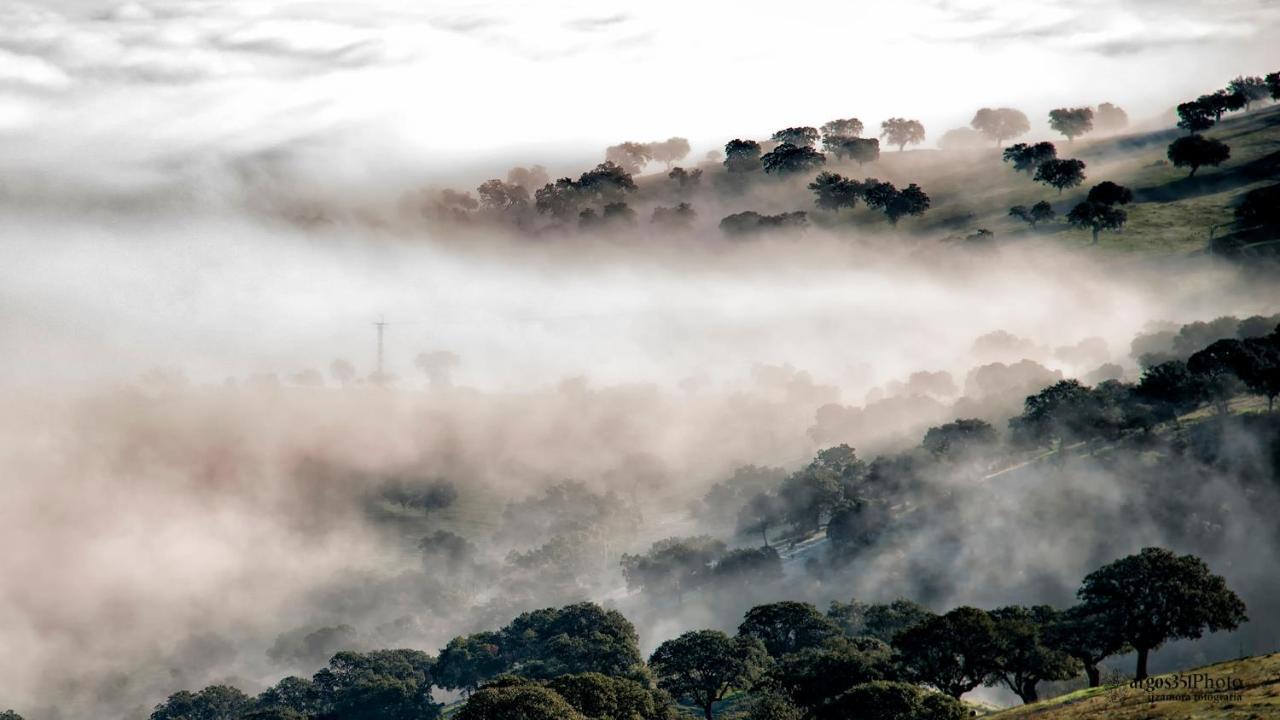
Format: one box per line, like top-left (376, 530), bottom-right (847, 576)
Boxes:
top-left (987, 653), bottom-right (1280, 720)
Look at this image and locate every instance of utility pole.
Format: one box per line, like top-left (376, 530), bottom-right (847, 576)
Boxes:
top-left (374, 316), bottom-right (388, 382)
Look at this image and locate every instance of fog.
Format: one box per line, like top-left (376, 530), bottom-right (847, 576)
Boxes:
top-left (4, 1), bottom-right (1280, 718)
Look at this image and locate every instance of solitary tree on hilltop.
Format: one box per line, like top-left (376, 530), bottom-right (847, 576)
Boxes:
top-left (649, 630), bottom-right (767, 720)
top-left (1033, 158), bottom-right (1086, 193)
top-left (1167, 134), bottom-right (1230, 177)
top-left (1076, 547), bottom-right (1247, 681)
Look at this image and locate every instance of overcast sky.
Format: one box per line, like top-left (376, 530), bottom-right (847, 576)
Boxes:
top-left (1, 0), bottom-right (1278, 179)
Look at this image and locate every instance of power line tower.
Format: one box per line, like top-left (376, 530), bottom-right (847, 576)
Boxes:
top-left (374, 316), bottom-right (388, 379)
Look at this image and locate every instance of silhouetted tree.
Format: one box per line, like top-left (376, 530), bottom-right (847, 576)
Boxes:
top-left (1134, 360), bottom-right (1207, 422)
top-left (476, 180), bottom-right (529, 211)
top-left (879, 118), bottom-right (925, 152)
top-left (970, 107), bottom-right (1030, 147)
top-left (1033, 158), bottom-right (1086, 193)
top-left (808, 172), bottom-right (863, 212)
top-left (1044, 606), bottom-right (1128, 688)
top-left (1002, 142), bottom-right (1057, 174)
top-left (535, 178), bottom-right (583, 220)
top-left (1094, 102), bottom-right (1129, 132)
top-left (577, 162), bottom-right (636, 203)
top-left (771, 127), bottom-right (820, 148)
top-left (893, 607), bottom-right (1002, 698)
top-left (1067, 201), bottom-right (1127, 244)
top-left (1167, 134), bottom-right (1230, 177)
top-left (1008, 200), bottom-right (1056, 228)
top-left (826, 137), bottom-right (880, 164)
top-left (1228, 76), bottom-right (1269, 111)
top-left (739, 602), bottom-right (843, 658)
top-left (1077, 548), bottom-right (1247, 681)
top-left (649, 631), bottom-right (767, 720)
top-left (1176, 100), bottom-right (1215, 133)
top-left (1197, 90), bottom-right (1239, 122)
top-left (1048, 107), bottom-right (1093, 142)
top-left (1267, 71), bottom-right (1280, 101)
top-left (724, 139), bottom-right (763, 173)
top-left (1086, 180), bottom-right (1133, 206)
top-left (761, 143), bottom-right (826, 175)
top-left (862, 181), bottom-right (929, 224)
top-left (987, 606), bottom-right (1079, 704)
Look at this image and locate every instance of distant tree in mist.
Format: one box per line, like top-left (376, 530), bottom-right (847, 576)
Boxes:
top-left (1008, 201), bottom-right (1055, 228)
top-left (620, 536), bottom-right (725, 600)
top-left (711, 546), bottom-right (784, 590)
top-left (1048, 107), bottom-right (1094, 142)
top-left (1197, 89), bottom-right (1242, 122)
top-left (605, 142), bottom-right (654, 174)
top-left (771, 127), bottom-right (820, 148)
top-left (1067, 201), bottom-right (1126, 244)
top-left (329, 359), bottom-right (356, 387)
top-left (507, 165), bottom-right (549, 190)
top-left (863, 181), bottom-right (931, 224)
top-left (1002, 141), bottom-right (1057, 174)
top-left (807, 171), bottom-right (863, 212)
top-left (1228, 76), bottom-right (1269, 111)
top-left (292, 368), bottom-right (323, 387)
top-left (1094, 102), bottom-right (1129, 132)
top-left (737, 491), bottom-right (786, 546)
top-left (476, 179), bottom-right (530, 211)
top-left (650, 137), bottom-right (692, 168)
top-left (667, 166), bottom-right (703, 193)
top-left (1167, 134), bottom-right (1230, 177)
top-left (649, 630), bottom-right (767, 720)
top-left (879, 118), bottom-right (925, 152)
top-left (921, 418), bottom-right (996, 458)
top-left (893, 607), bottom-right (1001, 698)
top-left (1176, 100), bottom-right (1215, 133)
top-left (415, 350), bottom-right (460, 387)
top-left (601, 201), bottom-right (637, 225)
top-left (1033, 158), bottom-right (1086, 193)
top-left (1076, 547), bottom-right (1247, 681)
top-left (820, 118), bottom-right (864, 139)
top-left (970, 107), bottom-right (1030, 147)
top-left (826, 137), bottom-right (880, 164)
top-left (761, 143), bottom-right (826, 175)
top-left (724, 139), bottom-right (763, 173)
top-left (937, 127), bottom-right (984, 151)
top-left (651, 202), bottom-right (697, 229)
top-left (1085, 180), bottom-right (1133, 206)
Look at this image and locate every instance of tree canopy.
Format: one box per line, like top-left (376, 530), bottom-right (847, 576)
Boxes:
top-left (1167, 134), bottom-right (1230, 177)
top-left (879, 118), bottom-right (925, 152)
top-left (970, 107), bottom-right (1030, 146)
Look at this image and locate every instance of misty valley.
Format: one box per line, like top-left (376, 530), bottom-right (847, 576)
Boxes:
top-left (2, 3), bottom-right (1280, 720)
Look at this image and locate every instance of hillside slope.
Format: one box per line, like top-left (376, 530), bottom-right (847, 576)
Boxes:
top-left (988, 653), bottom-right (1280, 719)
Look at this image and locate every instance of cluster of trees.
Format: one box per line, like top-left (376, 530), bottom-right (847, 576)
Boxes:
top-left (605, 138), bottom-right (692, 174)
top-left (807, 172), bottom-right (931, 224)
top-left (1165, 72), bottom-right (1280, 179)
top-left (143, 543), bottom-right (1235, 720)
top-left (1007, 324), bottom-right (1280, 453)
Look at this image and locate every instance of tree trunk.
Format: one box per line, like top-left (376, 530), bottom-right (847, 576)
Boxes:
top-left (1018, 680), bottom-right (1039, 704)
top-left (1092, 228), bottom-right (1100, 244)
top-left (761, 524), bottom-right (769, 547)
top-left (1085, 664), bottom-right (1101, 687)
top-left (703, 702), bottom-right (715, 720)
top-left (1135, 646), bottom-right (1150, 681)
top-left (1189, 166), bottom-right (1199, 177)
